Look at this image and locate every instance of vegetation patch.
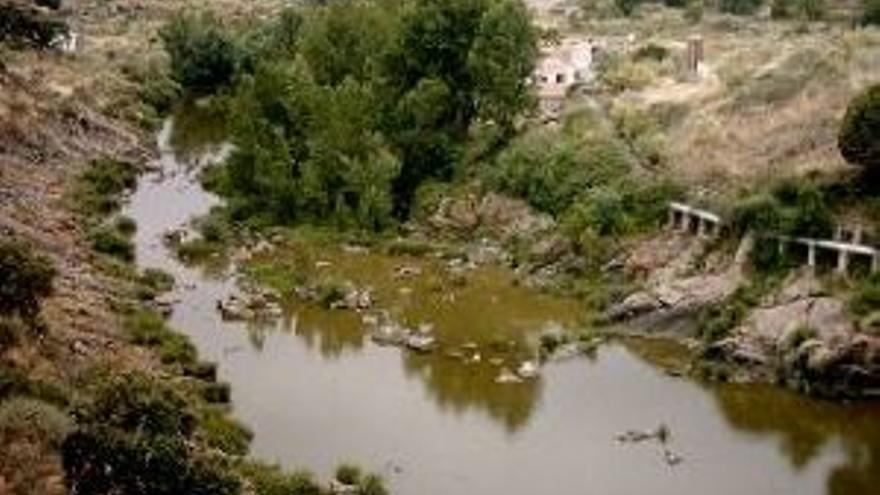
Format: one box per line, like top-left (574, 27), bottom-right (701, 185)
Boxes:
top-left (0, 239), bottom-right (55, 327)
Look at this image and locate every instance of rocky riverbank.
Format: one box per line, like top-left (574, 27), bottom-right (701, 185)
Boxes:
top-left (608, 229), bottom-right (880, 398)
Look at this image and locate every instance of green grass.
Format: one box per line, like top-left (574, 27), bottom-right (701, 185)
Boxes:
top-left (124, 310), bottom-right (196, 367)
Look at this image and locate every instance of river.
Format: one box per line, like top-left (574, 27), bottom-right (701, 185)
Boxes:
top-left (123, 113), bottom-right (880, 495)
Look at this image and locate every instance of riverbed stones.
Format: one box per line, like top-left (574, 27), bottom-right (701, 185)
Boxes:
top-left (495, 368), bottom-right (523, 384)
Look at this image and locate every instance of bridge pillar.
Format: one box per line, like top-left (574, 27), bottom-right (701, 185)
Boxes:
top-left (807, 242), bottom-right (816, 269)
top-left (680, 213), bottom-right (691, 233)
top-left (873, 253), bottom-right (879, 274)
top-left (836, 250), bottom-right (849, 275)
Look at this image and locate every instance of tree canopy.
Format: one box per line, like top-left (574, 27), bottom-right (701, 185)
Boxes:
top-left (839, 84), bottom-right (880, 172)
top-left (165, 0), bottom-right (538, 228)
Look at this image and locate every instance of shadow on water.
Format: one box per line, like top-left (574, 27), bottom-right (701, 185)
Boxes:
top-left (123, 106), bottom-right (880, 495)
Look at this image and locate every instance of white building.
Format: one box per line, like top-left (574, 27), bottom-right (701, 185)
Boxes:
top-left (532, 39), bottom-right (596, 120)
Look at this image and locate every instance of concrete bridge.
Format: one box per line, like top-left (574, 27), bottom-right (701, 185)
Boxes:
top-left (666, 202), bottom-right (879, 275)
top-left (667, 201), bottom-right (722, 237)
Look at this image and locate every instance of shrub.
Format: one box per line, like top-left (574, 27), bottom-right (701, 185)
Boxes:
top-left (200, 382), bottom-right (231, 404)
top-left (633, 43), bottom-right (669, 62)
top-left (160, 12), bottom-right (240, 93)
top-left (72, 158), bottom-right (137, 218)
top-left (861, 0), bottom-right (880, 25)
top-left (359, 474), bottom-right (389, 495)
top-left (731, 178), bottom-right (832, 239)
top-left (240, 462), bottom-right (323, 495)
top-left (615, 0), bottom-right (643, 15)
top-left (0, 397), bottom-right (71, 447)
top-left (850, 274), bottom-right (880, 317)
top-left (0, 397), bottom-right (72, 494)
top-left (771, 0), bottom-right (793, 17)
top-left (0, 365), bottom-right (69, 406)
top-left (839, 84), bottom-right (880, 172)
top-left (335, 464), bottom-right (362, 485)
top-left (184, 361), bottom-right (218, 382)
top-left (77, 372), bottom-right (195, 438)
top-left (140, 268), bottom-right (175, 294)
top-left (115, 215), bottom-right (138, 236)
top-left (0, 2), bottom-right (68, 49)
top-left (684, 0), bottom-right (704, 22)
top-left (0, 317), bottom-right (25, 348)
top-left (199, 408), bottom-right (252, 456)
top-left (719, 0), bottom-right (763, 14)
top-left (89, 224), bottom-right (135, 262)
top-left (34, 0), bottom-right (62, 10)
top-left (62, 426), bottom-right (241, 495)
top-left (125, 311), bottom-right (197, 366)
top-left (486, 130), bottom-right (630, 216)
top-left (0, 239), bottom-right (55, 322)
top-left (697, 280), bottom-right (776, 342)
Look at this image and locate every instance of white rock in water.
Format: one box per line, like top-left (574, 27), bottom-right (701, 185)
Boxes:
top-left (495, 368), bottom-right (523, 384)
top-left (517, 361), bottom-right (540, 379)
top-left (406, 334), bottom-right (436, 352)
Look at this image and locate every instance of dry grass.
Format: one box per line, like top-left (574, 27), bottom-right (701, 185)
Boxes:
top-left (560, 5), bottom-right (880, 196)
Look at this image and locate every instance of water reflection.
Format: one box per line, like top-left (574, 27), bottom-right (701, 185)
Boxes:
top-left (401, 352), bottom-right (540, 433)
top-left (712, 384), bottom-right (880, 494)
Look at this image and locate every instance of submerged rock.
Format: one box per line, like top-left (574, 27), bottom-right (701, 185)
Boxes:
top-left (495, 368), bottom-right (523, 384)
top-left (517, 360), bottom-right (540, 379)
top-left (405, 334), bottom-right (436, 353)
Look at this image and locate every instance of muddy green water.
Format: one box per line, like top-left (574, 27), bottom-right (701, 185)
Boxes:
top-left (124, 112), bottom-right (880, 495)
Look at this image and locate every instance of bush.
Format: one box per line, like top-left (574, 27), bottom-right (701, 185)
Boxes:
top-left (240, 462), bottom-right (323, 495)
top-left (615, 0), bottom-right (643, 15)
top-left (719, 0), bottom-right (763, 14)
top-left (140, 268), bottom-right (176, 294)
top-left (861, 0), bottom-right (880, 25)
top-left (0, 397), bottom-right (72, 494)
top-left (697, 280), bottom-right (776, 342)
top-left (731, 178), bottom-right (832, 239)
top-left (0, 2), bottom-right (68, 49)
top-left (125, 310), bottom-right (197, 366)
top-left (684, 0), bottom-right (704, 21)
top-left (34, 0), bottom-right (62, 10)
top-left (0, 317), bottom-right (25, 348)
top-left (160, 12), bottom-right (240, 93)
top-left (199, 408), bottom-right (252, 456)
top-left (633, 43), bottom-right (669, 62)
top-left (359, 474), bottom-right (389, 495)
top-left (486, 130), bottom-right (630, 216)
top-left (335, 464), bottom-right (362, 485)
top-left (0, 397), bottom-right (71, 447)
top-left (115, 215), bottom-right (138, 236)
top-left (200, 382), bottom-right (231, 404)
top-left (78, 372), bottom-right (195, 437)
top-left (89, 224), bottom-right (135, 262)
top-left (0, 240), bottom-right (55, 322)
top-left (850, 273), bottom-right (880, 317)
top-left (0, 365), bottom-right (69, 406)
top-left (72, 158), bottom-right (137, 218)
top-left (839, 84), bottom-right (880, 172)
top-left (62, 426), bottom-right (240, 495)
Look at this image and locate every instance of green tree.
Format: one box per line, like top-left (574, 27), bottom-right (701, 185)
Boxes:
top-left (0, 240), bottom-right (55, 323)
top-left (839, 84), bottom-right (880, 172)
top-left (160, 12), bottom-right (240, 92)
top-left (299, 1), bottom-right (393, 86)
top-left (468, 0), bottom-right (538, 132)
